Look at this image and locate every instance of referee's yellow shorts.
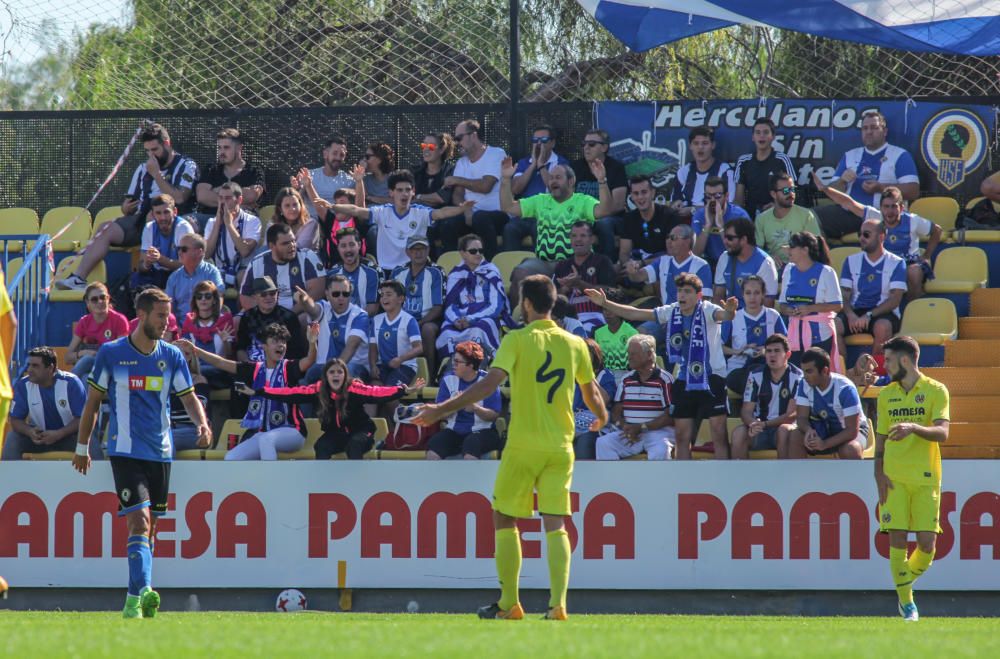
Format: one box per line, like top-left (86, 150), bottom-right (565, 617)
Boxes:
top-left (492, 447), bottom-right (574, 518)
top-left (879, 480), bottom-right (942, 534)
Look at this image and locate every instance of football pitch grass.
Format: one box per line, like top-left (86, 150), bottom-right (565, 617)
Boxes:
top-left (2, 611), bottom-right (998, 657)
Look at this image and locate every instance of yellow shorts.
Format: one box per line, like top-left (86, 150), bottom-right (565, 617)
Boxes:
top-left (492, 448), bottom-right (573, 518)
top-left (879, 480), bottom-right (942, 534)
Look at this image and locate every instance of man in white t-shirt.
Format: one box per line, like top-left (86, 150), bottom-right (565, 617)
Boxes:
top-left (204, 182), bottom-right (261, 288)
top-left (318, 170), bottom-right (472, 273)
top-left (438, 118), bottom-right (508, 258)
top-left (294, 135), bottom-right (356, 219)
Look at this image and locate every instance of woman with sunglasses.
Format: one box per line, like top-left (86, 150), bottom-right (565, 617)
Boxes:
top-left (239, 358), bottom-right (423, 459)
top-left (361, 142), bottom-right (396, 205)
top-left (66, 282), bottom-right (130, 379)
top-left (778, 231), bottom-right (844, 371)
top-left (180, 280), bottom-right (235, 389)
top-left (413, 133), bottom-right (456, 207)
top-left (436, 233), bottom-right (515, 360)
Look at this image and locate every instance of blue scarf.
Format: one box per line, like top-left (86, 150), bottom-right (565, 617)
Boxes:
top-left (242, 360), bottom-right (291, 430)
top-left (668, 301), bottom-right (709, 391)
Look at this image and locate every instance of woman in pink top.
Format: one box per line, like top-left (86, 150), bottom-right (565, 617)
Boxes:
top-left (67, 282), bottom-right (130, 378)
top-left (267, 187), bottom-right (319, 252)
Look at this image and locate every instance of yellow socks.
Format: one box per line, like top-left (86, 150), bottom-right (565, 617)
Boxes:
top-left (546, 529), bottom-right (572, 610)
top-left (890, 546), bottom-right (914, 604)
top-left (495, 528), bottom-right (522, 611)
top-left (908, 548), bottom-right (935, 580)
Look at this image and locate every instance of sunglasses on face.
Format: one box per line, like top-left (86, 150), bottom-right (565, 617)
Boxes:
top-left (774, 186), bottom-right (795, 195)
top-left (723, 234), bottom-right (740, 241)
top-left (860, 230), bottom-right (875, 238)
top-left (328, 291), bottom-right (351, 298)
top-left (704, 192), bottom-right (726, 200)
top-left (257, 290), bottom-right (278, 298)
top-left (419, 142), bottom-right (437, 150)
top-left (531, 136), bottom-right (552, 144)
top-left (463, 247), bottom-right (483, 255)
top-left (87, 294), bottom-right (108, 303)
top-left (581, 140), bottom-right (606, 147)
top-left (195, 292), bottom-right (215, 301)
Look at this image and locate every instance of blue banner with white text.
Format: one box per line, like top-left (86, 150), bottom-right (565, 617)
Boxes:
top-left (596, 100), bottom-right (997, 203)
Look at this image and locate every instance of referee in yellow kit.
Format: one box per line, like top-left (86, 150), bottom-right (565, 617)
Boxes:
top-left (414, 274), bottom-right (608, 621)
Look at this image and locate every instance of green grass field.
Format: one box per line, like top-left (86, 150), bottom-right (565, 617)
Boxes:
top-left (2, 612), bottom-right (998, 658)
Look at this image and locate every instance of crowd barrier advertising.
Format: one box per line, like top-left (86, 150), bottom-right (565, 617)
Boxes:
top-left (596, 100), bottom-right (997, 201)
top-left (1, 462), bottom-right (998, 590)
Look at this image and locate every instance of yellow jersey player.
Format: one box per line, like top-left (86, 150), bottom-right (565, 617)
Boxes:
top-left (875, 335), bottom-right (949, 622)
top-left (413, 275), bottom-right (608, 621)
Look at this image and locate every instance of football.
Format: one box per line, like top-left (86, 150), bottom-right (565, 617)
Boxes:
top-left (275, 588), bottom-right (307, 613)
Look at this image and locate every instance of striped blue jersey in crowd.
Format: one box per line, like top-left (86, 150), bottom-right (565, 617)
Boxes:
top-left (840, 251), bottom-right (907, 314)
top-left (11, 370), bottom-right (86, 431)
top-left (834, 143), bottom-right (919, 207)
top-left (723, 307), bottom-right (788, 371)
top-left (713, 246), bottom-right (779, 304)
top-left (329, 262), bottom-right (382, 308)
top-left (795, 372), bottom-right (866, 437)
top-left (370, 310), bottom-right (422, 370)
top-left (390, 263), bottom-right (444, 320)
top-left (239, 250), bottom-right (326, 310)
top-left (862, 207), bottom-right (934, 259)
top-left (644, 253), bottom-right (713, 305)
top-left (436, 369), bottom-right (502, 434)
top-left (316, 299), bottom-right (369, 370)
top-left (89, 337), bottom-right (194, 462)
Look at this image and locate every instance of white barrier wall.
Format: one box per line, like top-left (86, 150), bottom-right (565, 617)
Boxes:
top-left (1, 462), bottom-right (998, 589)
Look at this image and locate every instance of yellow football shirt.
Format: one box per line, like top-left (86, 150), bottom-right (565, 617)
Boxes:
top-left (0, 269), bottom-right (14, 402)
top-left (876, 374), bottom-right (950, 485)
top-left (491, 319), bottom-right (595, 453)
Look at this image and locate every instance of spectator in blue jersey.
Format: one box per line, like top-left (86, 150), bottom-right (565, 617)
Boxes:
top-left (788, 347), bottom-right (867, 459)
top-left (778, 231), bottom-right (843, 371)
top-left (293, 135), bottom-right (356, 220)
top-left (619, 175), bottom-right (682, 266)
top-left (503, 124), bottom-right (572, 247)
top-left (722, 275), bottom-right (788, 395)
top-left (296, 275), bottom-right (369, 381)
top-left (57, 123), bottom-right (198, 291)
top-left (692, 176), bottom-right (751, 266)
top-left (425, 341), bottom-right (503, 460)
top-left (551, 296), bottom-right (589, 340)
top-left (730, 334), bottom-right (802, 459)
top-left (734, 117), bottom-right (796, 217)
top-left (165, 233), bottom-right (224, 317)
top-left (626, 223), bottom-right (713, 321)
top-left (390, 235), bottom-right (445, 377)
top-left (596, 333), bottom-right (677, 461)
top-left (238, 223), bottom-right (326, 313)
top-left (317, 169), bottom-right (473, 274)
top-left (585, 273), bottom-right (739, 460)
top-left (835, 218), bottom-right (907, 359)
top-left (204, 182), bottom-right (260, 289)
top-left (813, 174), bottom-right (941, 301)
top-left (327, 228), bottom-right (381, 317)
top-left (193, 128), bottom-right (265, 230)
top-left (436, 234), bottom-right (514, 359)
top-left (72, 287), bottom-right (210, 620)
top-left (131, 194), bottom-right (196, 290)
top-left (3, 347), bottom-right (88, 460)
top-left (816, 110), bottom-right (921, 239)
top-left (179, 280), bottom-right (234, 390)
top-left (368, 280), bottom-right (423, 389)
top-left (570, 129), bottom-right (628, 259)
top-left (180, 321), bottom-right (320, 461)
top-left (712, 217), bottom-right (779, 308)
top-left (235, 276), bottom-right (307, 362)
top-left (669, 127), bottom-right (734, 219)
top-left (553, 222), bottom-right (616, 334)
top-left (572, 338), bottom-right (616, 460)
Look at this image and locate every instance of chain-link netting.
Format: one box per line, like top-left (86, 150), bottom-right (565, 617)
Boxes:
top-left (3, 1), bottom-right (999, 109)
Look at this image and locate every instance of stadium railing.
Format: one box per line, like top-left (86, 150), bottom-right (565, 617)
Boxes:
top-left (2, 235), bottom-right (51, 375)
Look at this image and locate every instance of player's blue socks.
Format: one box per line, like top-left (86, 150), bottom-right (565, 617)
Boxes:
top-left (127, 535), bottom-right (152, 597)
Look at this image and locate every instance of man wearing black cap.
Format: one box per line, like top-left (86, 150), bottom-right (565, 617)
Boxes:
top-left (235, 276), bottom-right (308, 363)
top-left (390, 235), bottom-right (446, 375)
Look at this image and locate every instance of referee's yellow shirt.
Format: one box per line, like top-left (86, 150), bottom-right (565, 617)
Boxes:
top-left (491, 319), bottom-right (595, 453)
top-left (876, 375), bottom-right (950, 486)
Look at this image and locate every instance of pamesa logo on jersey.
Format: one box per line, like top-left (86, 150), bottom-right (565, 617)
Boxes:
top-left (921, 109), bottom-right (989, 191)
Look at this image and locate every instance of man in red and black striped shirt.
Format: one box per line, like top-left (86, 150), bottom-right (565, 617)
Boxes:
top-left (596, 334), bottom-right (675, 460)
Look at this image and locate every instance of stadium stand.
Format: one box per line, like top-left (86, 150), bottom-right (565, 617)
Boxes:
top-left (41, 207), bottom-right (92, 252)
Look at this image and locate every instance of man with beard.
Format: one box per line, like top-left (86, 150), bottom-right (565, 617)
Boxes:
top-left (874, 335), bottom-right (950, 622)
top-left (238, 223), bottom-right (326, 312)
top-left (327, 228), bottom-right (382, 317)
top-left (754, 172), bottom-right (822, 270)
top-left (788, 347), bottom-right (867, 460)
top-left (712, 218), bottom-right (779, 308)
top-left (131, 194), bottom-right (196, 289)
top-left (57, 123), bottom-right (199, 291)
top-left (294, 135), bottom-right (356, 219)
top-left (71, 288), bottom-right (211, 618)
top-left (192, 128), bottom-right (265, 231)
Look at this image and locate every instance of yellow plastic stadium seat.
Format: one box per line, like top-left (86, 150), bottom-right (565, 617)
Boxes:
top-left (491, 251), bottom-right (534, 287)
top-left (257, 205), bottom-right (276, 223)
top-left (92, 206), bottom-right (121, 236)
top-left (22, 451), bottom-right (75, 460)
top-left (4, 257), bottom-right (36, 301)
top-left (898, 298), bottom-right (958, 345)
top-left (910, 196), bottom-right (960, 232)
top-left (176, 418), bottom-right (242, 460)
top-left (924, 246), bottom-right (988, 294)
top-left (829, 246), bottom-right (860, 277)
top-left (41, 206), bottom-right (92, 251)
top-left (844, 333), bottom-right (874, 347)
top-left (436, 251), bottom-right (462, 275)
top-left (279, 418), bottom-right (321, 460)
top-left (50, 256), bottom-right (106, 302)
top-left (840, 232), bottom-right (860, 244)
top-left (0, 207), bottom-right (40, 251)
